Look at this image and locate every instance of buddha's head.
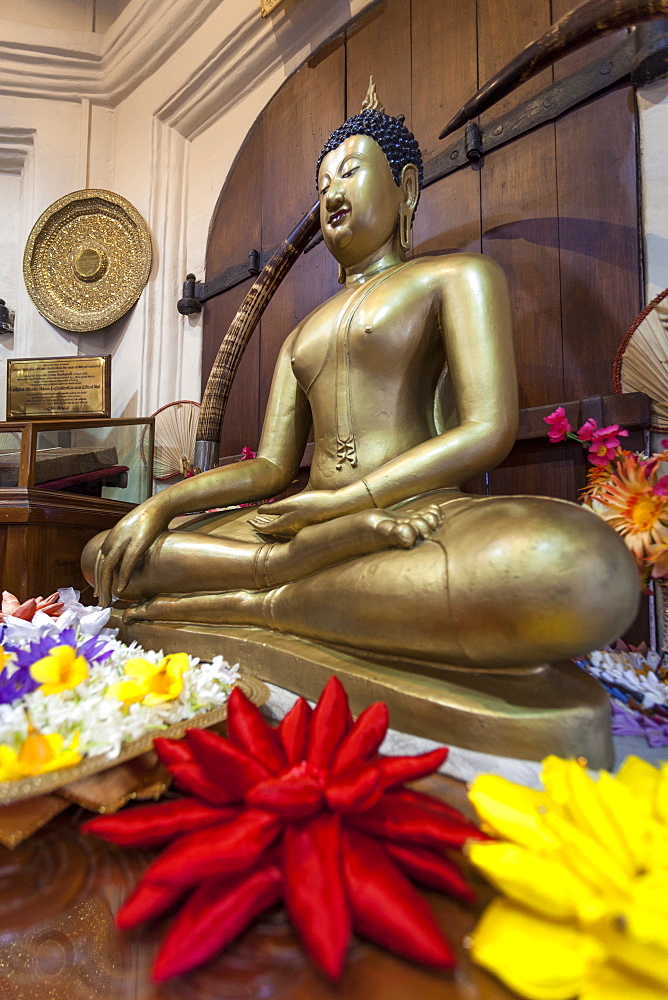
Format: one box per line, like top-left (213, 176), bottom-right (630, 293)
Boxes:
top-left (316, 82), bottom-right (423, 269)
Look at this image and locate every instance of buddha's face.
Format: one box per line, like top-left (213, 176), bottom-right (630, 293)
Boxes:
top-left (318, 134), bottom-right (404, 267)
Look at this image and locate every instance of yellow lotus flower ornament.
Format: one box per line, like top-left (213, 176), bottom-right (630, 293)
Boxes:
top-left (0, 726), bottom-right (81, 782)
top-left (109, 653), bottom-right (189, 706)
top-left (467, 756), bottom-right (668, 1000)
top-left (29, 644), bottom-right (88, 694)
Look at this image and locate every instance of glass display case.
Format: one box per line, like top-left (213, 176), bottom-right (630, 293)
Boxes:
top-left (0, 417), bottom-right (154, 504)
top-left (0, 417), bottom-right (155, 603)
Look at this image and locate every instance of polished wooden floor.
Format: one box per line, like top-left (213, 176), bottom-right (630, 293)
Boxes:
top-left (0, 775), bottom-right (517, 1000)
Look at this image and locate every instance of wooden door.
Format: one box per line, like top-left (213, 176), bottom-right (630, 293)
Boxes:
top-left (202, 0), bottom-right (640, 499)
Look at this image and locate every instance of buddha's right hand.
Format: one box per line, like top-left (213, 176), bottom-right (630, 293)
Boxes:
top-left (95, 496), bottom-right (170, 607)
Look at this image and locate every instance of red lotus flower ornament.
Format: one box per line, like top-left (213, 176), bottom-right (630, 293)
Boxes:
top-left (84, 677), bottom-right (484, 981)
top-left (1, 590), bottom-right (64, 621)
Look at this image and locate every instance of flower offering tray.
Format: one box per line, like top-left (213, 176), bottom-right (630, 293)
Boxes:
top-left (0, 674), bottom-right (268, 806)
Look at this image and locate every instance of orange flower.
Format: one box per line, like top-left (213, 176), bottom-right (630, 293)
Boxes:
top-left (583, 452), bottom-right (668, 577)
top-left (648, 539), bottom-right (668, 580)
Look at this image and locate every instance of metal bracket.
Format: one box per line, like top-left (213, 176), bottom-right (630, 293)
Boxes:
top-left (180, 19), bottom-right (668, 314)
top-left (177, 248), bottom-right (277, 314)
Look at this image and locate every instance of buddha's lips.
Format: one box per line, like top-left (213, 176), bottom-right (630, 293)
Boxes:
top-left (328, 208), bottom-right (349, 227)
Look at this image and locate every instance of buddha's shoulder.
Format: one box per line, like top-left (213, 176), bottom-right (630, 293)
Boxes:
top-left (405, 251), bottom-right (506, 284)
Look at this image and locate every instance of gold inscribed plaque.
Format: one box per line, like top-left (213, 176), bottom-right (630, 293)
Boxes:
top-left (260, 0), bottom-right (287, 16)
top-left (7, 356), bottom-right (111, 419)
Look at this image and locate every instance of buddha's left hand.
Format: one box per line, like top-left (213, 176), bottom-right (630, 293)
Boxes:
top-left (249, 490), bottom-right (357, 538)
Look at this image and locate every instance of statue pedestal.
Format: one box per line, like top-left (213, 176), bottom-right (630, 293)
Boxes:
top-left (122, 620), bottom-right (614, 768)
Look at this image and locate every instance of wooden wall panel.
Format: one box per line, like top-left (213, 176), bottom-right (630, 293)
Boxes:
top-left (205, 124), bottom-right (263, 279)
top-left (482, 129), bottom-right (563, 409)
top-left (490, 439), bottom-right (584, 503)
top-left (410, 0), bottom-right (478, 162)
top-left (259, 40), bottom-right (345, 420)
top-left (552, 0), bottom-right (640, 401)
top-left (477, 0), bottom-right (554, 119)
top-left (346, 0), bottom-right (412, 126)
top-left (556, 89), bottom-right (640, 401)
top-left (478, 0), bottom-right (561, 496)
top-left (551, 0), bottom-right (628, 74)
top-left (479, 0), bottom-right (560, 403)
top-left (202, 122), bottom-right (263, 454)
top-left (411, 0), bottom-right (480, 257)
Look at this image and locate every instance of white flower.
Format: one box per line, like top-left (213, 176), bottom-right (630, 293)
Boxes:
top-left (0, 633), bottom-right (240, 769)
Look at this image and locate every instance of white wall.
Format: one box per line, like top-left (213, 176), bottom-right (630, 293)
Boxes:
top-left (0, 0), bottom-right (666, 426)
top-left (0, 0), bottom-right (130, 32)
top-left (0, 0), bottom-right (379, 420)
top-left (638, 78), bottom-right (668, 303)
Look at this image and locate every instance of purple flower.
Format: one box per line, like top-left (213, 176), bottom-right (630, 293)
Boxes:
top-left (8, 628), bottom-right (113, 670)
top-left (10, 634), bottom-right (62, 668)
top-left (77, 633), bottom-right (115, 665)
top-left (611, 700), bottom-right (668, 747)
top-left (0, 663), bottom-right (39, 704)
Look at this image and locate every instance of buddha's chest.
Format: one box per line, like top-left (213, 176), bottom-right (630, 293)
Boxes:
top-left (291, 277), bottom-right (439, 397)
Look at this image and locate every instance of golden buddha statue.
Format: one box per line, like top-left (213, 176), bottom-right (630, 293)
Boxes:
top-left (83, 84), bottom-right (639, 764)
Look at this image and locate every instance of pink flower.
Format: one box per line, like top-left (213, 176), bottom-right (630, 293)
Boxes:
top-left (576, 422), bottom-right (628, 467)
top-left (655, 475), bottom-right (668, 497)
top-left (576, 418), bottom-right (598, 442)
top-left (543, 407), bottom-right (572, 443)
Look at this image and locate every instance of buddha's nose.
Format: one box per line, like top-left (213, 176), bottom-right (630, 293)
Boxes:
top-left (326, 185), bottom-right (344, 212)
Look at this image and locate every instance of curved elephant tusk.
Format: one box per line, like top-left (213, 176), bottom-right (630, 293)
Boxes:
top-left (194, 202), bottom-right (320, 471)
top-left (440, 0), bottom-right (668, 138)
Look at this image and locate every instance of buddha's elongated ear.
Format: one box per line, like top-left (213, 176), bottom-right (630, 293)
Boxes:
top-left (401, 163), bottom-right (419, 213)
top-left (399, 163), bottom-right (419, 252)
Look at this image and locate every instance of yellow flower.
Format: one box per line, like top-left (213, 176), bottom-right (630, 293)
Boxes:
top-left (467, 756), bottom-right (668, 999)
top-left (109, 653), bottom-right (189, 706)
top-left (0, 729), bottom-right (81, 781)
top-left (29, 644), bottom-right (88, 694)
top-left (0, 744), bottom-right (24, 781)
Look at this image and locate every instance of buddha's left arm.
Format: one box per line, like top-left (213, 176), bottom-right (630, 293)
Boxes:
top-left (256, 254), bottom-right (517, 535)
top-left (362, 252), bottom-right (518, 506)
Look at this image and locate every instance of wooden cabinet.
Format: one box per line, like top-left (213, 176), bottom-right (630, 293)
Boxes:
top-left (0, 418), bottom-right (154, 601)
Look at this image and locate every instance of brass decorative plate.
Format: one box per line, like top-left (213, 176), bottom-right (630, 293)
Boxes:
top-left (23, 189), bottom-right (152, 333)
top-left (0, 674), bottom-right (269, 805)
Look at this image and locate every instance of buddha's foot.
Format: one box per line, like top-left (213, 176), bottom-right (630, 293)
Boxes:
top-left (259, 504), bottom-right (443, 587)
top-left (122, 590), bottom-right (261, 625)
top-left (373, 504), bottom-right (443, 547)
top-left (123, 600), bottom-right (150, 623)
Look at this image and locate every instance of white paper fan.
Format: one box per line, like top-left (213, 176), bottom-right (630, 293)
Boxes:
top-left (614, 288), bottom-right (668, 431)
top-left (142, 400), bottom-right (201, 480)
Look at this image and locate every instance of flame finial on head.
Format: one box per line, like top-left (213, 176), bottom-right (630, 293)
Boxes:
top-left (361, 76), bottom-right (385, 114)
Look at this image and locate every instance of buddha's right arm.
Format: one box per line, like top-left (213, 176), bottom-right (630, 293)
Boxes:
top-left (95, 334), bottom-right (311, 602)
top-left (145, 332), bottom-right (312, 521)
